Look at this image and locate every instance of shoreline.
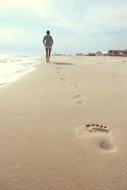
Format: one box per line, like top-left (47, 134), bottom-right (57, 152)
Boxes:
top-left (0, 66), bottom-right (37, 88)
top-left (0, 58), bottom-right (42, 88)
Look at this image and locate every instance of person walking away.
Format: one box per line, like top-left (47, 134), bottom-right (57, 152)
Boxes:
top-left (43, 31), bottom-right (53, 63)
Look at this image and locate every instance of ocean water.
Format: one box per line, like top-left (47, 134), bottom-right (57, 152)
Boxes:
top-left (0, 55), bottom-right (40, 87)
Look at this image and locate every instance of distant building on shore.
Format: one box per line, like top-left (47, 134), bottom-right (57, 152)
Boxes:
top-left (96, 51), bottom-right (103, 56)
top-left (53, 53), bottom-right (65, 56)
top-left (108, 50), bottom-right (127, 56)
top-left (88, 53), bottom-right (96, 56)
top-left (75, 53), bottom-right (84, 56)
top-left (74, 50), bottom-right (127, 57)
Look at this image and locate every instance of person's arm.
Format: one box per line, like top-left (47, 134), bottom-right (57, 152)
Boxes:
top-left (43, 36), bottom-right (45, 44)
top-left (51, 37), bottom-right (53, 45)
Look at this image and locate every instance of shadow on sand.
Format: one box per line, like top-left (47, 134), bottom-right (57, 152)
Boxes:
top-left (52, 62), bottom-right (74, 66)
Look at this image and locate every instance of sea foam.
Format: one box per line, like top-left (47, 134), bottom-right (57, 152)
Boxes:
top-left (0, 55), bottom-right (40, 87)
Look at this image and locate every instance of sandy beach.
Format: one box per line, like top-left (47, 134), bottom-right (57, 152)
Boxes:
top-left (0, 55), bottom-right (127, 190)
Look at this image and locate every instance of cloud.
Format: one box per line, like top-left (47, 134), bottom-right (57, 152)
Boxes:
top-left (0, 0), bottom-right (46, 9)
top-left (0, 27), bottom-right (39, 46)
top-left (1, 0), bottom-right (127, 33)
top-left (37, 0), bottom-right (127, 37)
top-left (0, 0), bottom-right (54, 18)
top-left (83, 2), bottom-right (127, 34)
top-left (0, 0), bottom-right (127, 54)
top-left (52, 18), bottom-right (77, 30)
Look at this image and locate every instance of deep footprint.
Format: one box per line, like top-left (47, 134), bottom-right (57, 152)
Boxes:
top-left (85, 123), bottom-right (117, 152)
top-left (77, 123), bottom-right (117, 152)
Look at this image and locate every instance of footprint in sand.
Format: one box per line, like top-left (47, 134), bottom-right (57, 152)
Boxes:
top-left (59, 77), bottom-right (65, 81)
top-left (55, 66), bottom-right (61, 69)
top-left (70, 83), bottom-right (80, 88)
top-left (54, 67), bottom-right (62, 73)
top-left (59, 74), bottom-right (65, 80)
top-left (72, 94), bottom-right (84, 104)
top-left (55, 67), bottom-right (62, 71)
top-left (56, 70), bottom-right (61, 74)
top-left (77, 123), bottom-right (117, 152)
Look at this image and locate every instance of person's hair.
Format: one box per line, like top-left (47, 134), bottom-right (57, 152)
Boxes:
top-left (46, 30), bottom-right (50, 35)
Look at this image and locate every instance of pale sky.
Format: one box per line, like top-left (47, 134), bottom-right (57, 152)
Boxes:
top-left (0, 0), bottom-right (127, 55)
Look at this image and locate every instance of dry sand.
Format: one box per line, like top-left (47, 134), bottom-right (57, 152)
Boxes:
top-left (0, 55), bottom-right (127, 190)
